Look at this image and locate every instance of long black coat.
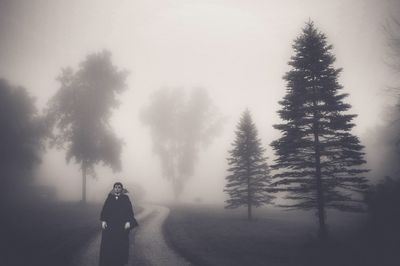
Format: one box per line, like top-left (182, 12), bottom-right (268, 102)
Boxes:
top-left (99, 193), bottom-right (137, 266)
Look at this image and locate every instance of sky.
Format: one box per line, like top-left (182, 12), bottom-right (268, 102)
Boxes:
top-left (0, 0), bottom-right (396, 203)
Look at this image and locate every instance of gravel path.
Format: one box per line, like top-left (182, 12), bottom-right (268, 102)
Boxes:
top-left (72, 204), bottom-right (192, 266)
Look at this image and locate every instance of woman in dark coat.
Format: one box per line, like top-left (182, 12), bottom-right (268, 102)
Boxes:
top-left (99, 182), bottom-right (138, 266)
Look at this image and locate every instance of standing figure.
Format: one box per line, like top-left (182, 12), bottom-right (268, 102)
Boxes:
top-left (99, 182), bottom-right (138, 266)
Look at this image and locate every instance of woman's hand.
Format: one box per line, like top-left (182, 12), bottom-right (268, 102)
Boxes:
top-left (124, 222), bottom-right (130, 230)
top-left (101, 221), bottom-right (107, 229)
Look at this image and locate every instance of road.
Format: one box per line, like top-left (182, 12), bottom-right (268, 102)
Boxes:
top-left (72, 204), bottom-right (192, 266)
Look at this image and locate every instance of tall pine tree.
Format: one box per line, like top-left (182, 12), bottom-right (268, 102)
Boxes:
top-left (271, 21), bottom-right (368, 240)
top-left (225, 109), bottom-right (274, 220)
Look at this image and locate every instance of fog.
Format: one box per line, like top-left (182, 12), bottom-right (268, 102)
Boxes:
top-left (0, 0), bottom-right (396, 204)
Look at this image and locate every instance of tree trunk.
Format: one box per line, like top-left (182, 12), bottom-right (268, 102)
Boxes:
top-left (247, 202), bottom-right (252, 221)
top-left (247, 173), bottom-right (252, 221)
top-left (311, 84), bottom-right (328, 241)
top-left (313, 102), bottom-right (327, 241)
top-left (172, 177), bottom-right (180, 202)
top-left (315, 143), bottom-right (327, 241)
top-left (82, 160), bottom-right (87, 204)
top-left (171, 150), bottom-right (181, 202)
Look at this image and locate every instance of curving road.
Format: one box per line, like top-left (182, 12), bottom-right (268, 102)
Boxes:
top-left (72, 204), bottom-right (192, 266)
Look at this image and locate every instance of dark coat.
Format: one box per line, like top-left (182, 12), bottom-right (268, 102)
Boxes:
top-left (99, 192), bottom-right (137, 266)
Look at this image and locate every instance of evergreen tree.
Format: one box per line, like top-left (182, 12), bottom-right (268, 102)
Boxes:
top-left (225, 109), bottom-right (274, 220)
top-left (271, 21), bottom-right (368, 240)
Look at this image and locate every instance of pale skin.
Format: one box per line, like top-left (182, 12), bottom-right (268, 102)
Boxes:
top-left (101, 184), bottom-right (130, 230)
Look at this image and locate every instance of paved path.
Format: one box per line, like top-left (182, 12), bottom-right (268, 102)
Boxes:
top-left (72, 204), bottom-right (192, 266)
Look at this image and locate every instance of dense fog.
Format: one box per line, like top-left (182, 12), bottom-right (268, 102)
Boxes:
top-left (0, 0), bottom-right (397, 205)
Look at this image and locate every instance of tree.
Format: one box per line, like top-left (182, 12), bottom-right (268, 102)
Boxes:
top-left (0, 79), bottom-right (46, 199)
top-left (141, 87), bottom-right (224, 200)
top-left (385, 17), bottom-right (400, 79)
top-left (224, 109), bottom-right (274, 220)
top-left (361, 15), bottom-right (400, 245)
top-left (376, 17), bottom-right (400, 175)
top-left (47, 50), bottom-right (128, 203)
top-left (271, 21), bottom-right (369, 240)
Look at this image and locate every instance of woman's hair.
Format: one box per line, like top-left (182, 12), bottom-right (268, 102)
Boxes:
top-left (113, 182), bottom-right (123, 188)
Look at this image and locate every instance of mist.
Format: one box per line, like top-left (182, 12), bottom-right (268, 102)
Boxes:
top-left (3, 0), bottom-right (400, 265)
top-left (0, 0), bottom-right (392, 205)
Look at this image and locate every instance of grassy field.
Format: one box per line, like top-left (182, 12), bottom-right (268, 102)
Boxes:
top-left (164, 204), bottom-right (398, 266)
top-left (2, 200), bottom-right (102, 266)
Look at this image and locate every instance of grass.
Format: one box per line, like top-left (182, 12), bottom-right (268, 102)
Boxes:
top-left (164, 204), bottom-right (395, 266)
top-left (1, 196), bottom-right (144, 266)
top-left (2, 200), bottom-right (102, 266)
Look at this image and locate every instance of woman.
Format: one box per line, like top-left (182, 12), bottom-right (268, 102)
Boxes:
top-left (99, 182), bottom-right (138, 266)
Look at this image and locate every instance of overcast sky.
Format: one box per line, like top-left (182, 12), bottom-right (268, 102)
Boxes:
top-left (0, 0), bottom-right (397, 203)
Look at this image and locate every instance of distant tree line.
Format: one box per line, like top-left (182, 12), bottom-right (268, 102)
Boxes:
top-left (0, 79), bottom-right (47, 201)
top-left (364, 17), bottom-right (400, 244)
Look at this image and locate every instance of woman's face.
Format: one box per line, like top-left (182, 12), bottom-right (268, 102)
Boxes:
top-left (114, 185), bottom-right (122, 194)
